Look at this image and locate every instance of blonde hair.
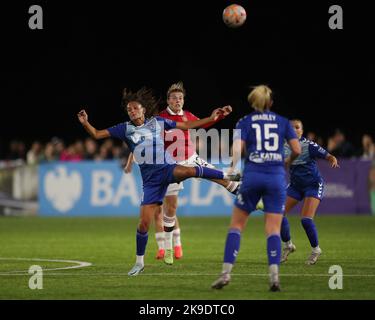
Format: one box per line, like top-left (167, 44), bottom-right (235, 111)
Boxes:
top-left (167, 81), bottom-right (186, 99)
top-left (248, 85), bottom-right (273, 112)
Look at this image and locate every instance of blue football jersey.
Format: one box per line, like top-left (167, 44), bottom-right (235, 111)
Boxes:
top-left (234, 111), bottom-right (297, 178)
top-left (107, 116), bottom-right (177, 182)
top-left (284, 137), bottom-right (328, 186)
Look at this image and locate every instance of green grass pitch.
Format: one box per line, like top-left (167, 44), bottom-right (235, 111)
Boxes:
top-left (0, 215), bottom-right (375, 299)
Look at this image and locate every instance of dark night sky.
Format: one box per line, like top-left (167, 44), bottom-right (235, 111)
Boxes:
top-left (1, 0), bottom-right (374, 156)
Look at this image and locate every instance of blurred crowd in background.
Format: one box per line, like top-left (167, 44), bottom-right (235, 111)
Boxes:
top-left (0, 137), bottom-right (131, 168)
top-left (1, 129), bottom-right (375, 168)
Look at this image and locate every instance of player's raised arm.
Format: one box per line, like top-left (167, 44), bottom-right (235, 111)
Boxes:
top-left (77, 109), bottom-right (111, 140)
top-left (326, 153), bottom-right (340, 168)
top-left (200, 105), bottom-right (232, 129)
top-left (175, 106), bottom-right (231, 130)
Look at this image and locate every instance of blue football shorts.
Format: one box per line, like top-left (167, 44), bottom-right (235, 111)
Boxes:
top-left (287, 180), bottom-right (324, 202)
top-left (234, 172), bottom-right (287, 214)
top-left (141, 164), bottom-right (177, 205)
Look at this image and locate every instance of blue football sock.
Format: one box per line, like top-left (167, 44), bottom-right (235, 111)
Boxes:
top-left (281, 216), bottom-right (291, 242)
top-left (195, 165), bottom-right (224, 180)
top-left (267, 234), bottom-right (281, 266)
top-left (223, 228), bottom-right (241, 264)
top-left (301, 217), bottom-right (319, 248)
top-left (136, 229), bottom-right (149, 256)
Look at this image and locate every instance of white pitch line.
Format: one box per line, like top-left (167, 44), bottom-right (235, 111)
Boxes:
top-left (0, 257), bottom-right (92, 274)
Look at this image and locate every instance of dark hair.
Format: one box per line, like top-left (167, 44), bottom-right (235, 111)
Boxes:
top-left (121, 87), bottom-right (160, 118)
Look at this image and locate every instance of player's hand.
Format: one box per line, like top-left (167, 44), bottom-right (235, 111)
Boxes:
top-left (77, 109), bottom-right (88, 124)
top-left (124, 163), bottom-right (132, 174)
top-left (329, 155), bottom-right (340, 168)
top-left (210, 108), bottom-right (223, 121)
top-left (220, 105), bottom-right (232, 117)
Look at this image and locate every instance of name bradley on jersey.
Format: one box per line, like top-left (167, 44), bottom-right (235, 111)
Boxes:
top-left (251, 114), bottom-right (276, 122)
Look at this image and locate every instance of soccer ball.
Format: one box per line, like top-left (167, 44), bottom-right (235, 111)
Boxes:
top-left (222, 4), bottom-right (247, 28)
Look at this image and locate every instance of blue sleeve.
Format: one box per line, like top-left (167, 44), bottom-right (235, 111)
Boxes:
top-left (234, 118), bottom-right (249, 141)
top-left (285, 120), bottom-right (298, 141)
top-left (308, 141), bottom-right (328, 159)
top-left (156, 116), bottom-right (177, 130)
top-left (107, 123), bottom-right (127, 141)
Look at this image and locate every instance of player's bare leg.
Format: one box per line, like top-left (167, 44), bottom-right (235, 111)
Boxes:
top-left (172, 165), bottom-right (240, 183)
top-left (280, 197), bottom-right (299, 263)
top-left (265, 213), bottom-right (283, 292)
top-left (128, 204), bottom-right (160, 276)
top-left (212, 207), bottom-right (248, 289)
top-left (154, 206), bottom-right (165, 259)
top-left (210, 178), bottom-right (241, 195)
top-left (301, 197), bottom-right (322, 265)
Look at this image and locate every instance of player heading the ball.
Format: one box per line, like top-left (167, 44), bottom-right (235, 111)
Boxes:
top-left (77, 87), bottom-right (239, 276)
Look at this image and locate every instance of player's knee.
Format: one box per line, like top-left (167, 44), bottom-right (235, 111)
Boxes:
top-left (138, 220), bottom-right (151, 233)
top-left (154, 209), bottom-right (162, 220)
top-left (165, 202), bottom-right (178, 215)
top-left (189, 166), bottom-right (197, 175)
top-left (181, 166), bottom-right (196, 178)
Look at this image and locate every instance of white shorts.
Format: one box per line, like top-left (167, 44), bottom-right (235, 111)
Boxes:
top-left (165, 153), bottom-right (216, 196)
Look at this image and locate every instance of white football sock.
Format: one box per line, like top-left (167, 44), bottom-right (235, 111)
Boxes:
top-left (165, 231), bottom-right (173, 250)
top-left (173, 228), bottom-right (181, 246)
top-left (136, 255), bottom-right (144, 266)
top-left (163, 215), bottom-right (176, 250)
top-left (155, 232), bottom-right (165, 250)
top-left (269, 264), bottom-right (279, 283)
top-left (222, 263), bottom-right (233, 274)
top-left (312, 245), bottom-right (321, 252)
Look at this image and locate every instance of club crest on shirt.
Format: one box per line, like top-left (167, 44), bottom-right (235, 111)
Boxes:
top-left (147, 120), bottom-right (156, 131)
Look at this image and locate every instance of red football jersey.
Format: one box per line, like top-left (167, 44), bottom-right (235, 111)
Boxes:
top-left (159, 107), bottom-right (221, 161)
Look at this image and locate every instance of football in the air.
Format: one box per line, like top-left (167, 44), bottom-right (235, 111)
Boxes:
top-left (222, 4), bottom-right (247, 28)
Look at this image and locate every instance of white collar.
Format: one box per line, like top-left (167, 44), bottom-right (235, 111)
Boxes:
top-left (167, 106), bottom-right (184, 116)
